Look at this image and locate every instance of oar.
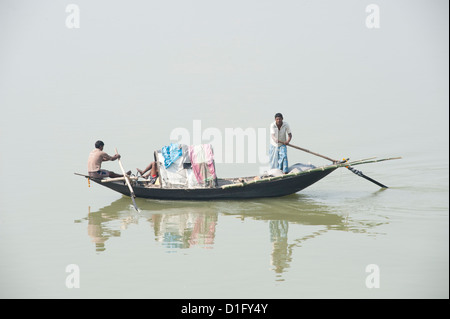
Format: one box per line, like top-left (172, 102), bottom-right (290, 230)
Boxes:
top-left (115, 148), bottom-right (139, 211)
top-left (346, 166), bottom-right (387, 188)
top-left (287, 144), bottom-right (338, 163)
top-left (287, 143), bottom-right (388, 188)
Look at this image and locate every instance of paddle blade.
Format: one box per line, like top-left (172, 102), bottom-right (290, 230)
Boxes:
top-left (131, 196), bottom-right (139, 212)
top-left (347, 166), bottom-right (388, 188)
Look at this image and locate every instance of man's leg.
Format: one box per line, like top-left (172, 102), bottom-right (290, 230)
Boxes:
top-left (137, 162), bottom-right (154, 176)
top-left (269, 145), bottom-right (278, 170)
top-left (150, 161), bottom-right (158, 177)
top-left (108, 170), bottom-right (131, 178)
top-left (279, 145), bottom-right (288, 173)
top-left (143, 162), bottom-right (157, 178)
top-left (108, 171), bottom-right (123, 178)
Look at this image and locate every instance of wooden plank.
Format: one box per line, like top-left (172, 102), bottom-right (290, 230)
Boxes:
top-left (100, 176), bottom-right (139, 183)
top-left (154, 150), bottom-right (162, 188)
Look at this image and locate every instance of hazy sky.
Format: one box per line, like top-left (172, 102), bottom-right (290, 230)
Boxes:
top-left (0, 1), bottom-right (448, 300)
top-left (0, 0), bottom-right (448, 173)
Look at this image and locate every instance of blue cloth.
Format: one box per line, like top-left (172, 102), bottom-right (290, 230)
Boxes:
top-left (269, 144), bottom-right (289, 173)
top-left (162, 143), bottom-right (183, 168)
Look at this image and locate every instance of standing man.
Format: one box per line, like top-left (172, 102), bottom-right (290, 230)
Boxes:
top-left (87, 140), bottom-right (129, 179)
top-left (269, 113), bottom-right (292, 174)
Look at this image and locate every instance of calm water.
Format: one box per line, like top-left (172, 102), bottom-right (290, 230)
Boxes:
top-left (0, 0), bottom-right (448, 299)
top-left (0, 143), bottom-right (447, 298)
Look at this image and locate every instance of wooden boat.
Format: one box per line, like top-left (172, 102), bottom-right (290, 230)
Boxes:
top-left (75, 157), bottom-right (398, 201)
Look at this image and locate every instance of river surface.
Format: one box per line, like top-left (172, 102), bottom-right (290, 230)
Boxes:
top-left (0, 0), bottom-right (448, 299)
top-left (0, 144), bottom-right (447, 298)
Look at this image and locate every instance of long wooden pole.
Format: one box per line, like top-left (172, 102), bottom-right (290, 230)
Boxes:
top-left (287, 143), bottom-right (389, 188)
top-left (101, 176), bottom-right (139, 183)
top-left (115, 148), bottom-right (139, 211)
top-left (287, 144), bottom-right (338, 163)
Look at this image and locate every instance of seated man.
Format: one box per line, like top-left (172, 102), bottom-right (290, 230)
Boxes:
top-left (87, 140), bottom-right (130, 179)
top-left (137, 161), bottom-right (159, 184)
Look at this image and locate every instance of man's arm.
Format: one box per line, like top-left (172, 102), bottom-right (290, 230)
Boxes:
top-left (271, 133), bottom-right (278, 144)
top-left (284, 123), bottom-right (292, 145)
top-left (270, 123), bottom-right (278, 144)
top-left (284, 133), bottom-right (292, 145)
top-left (102, 152), bottom-right (120, 162)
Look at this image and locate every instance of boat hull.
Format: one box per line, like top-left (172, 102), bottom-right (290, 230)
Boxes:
top-left (90, 168), bottom-right (337, 200)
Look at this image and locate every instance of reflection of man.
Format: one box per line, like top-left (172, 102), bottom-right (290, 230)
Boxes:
top-left (87, 212), bottom-right (108, 252)
top-left (269, 220), bottom-right (291, 275)
top-left (82, 199), bottom-right (138, 253)
top-left (269, 113), bottom-right (292, 173)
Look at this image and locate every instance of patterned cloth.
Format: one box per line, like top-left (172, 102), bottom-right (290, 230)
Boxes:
top-left (188, 144), bottom-right (217, 187)
top-left (162, 143), bottom-right (183, 168)
top-left (269, 144), bottom-right (289, 173)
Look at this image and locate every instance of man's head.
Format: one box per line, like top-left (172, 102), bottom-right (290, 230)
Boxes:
top-left (95, 140), bottom-right (104, 150)
top-left (275, 113), bottom-right (283, 126)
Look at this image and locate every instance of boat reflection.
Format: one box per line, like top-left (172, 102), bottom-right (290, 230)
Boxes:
top-left (75, 199), bottom-right (218, 252)
top-left (150, 210), bottom-right (217, 250)
top-left (76, 194), bottom-right (387, 279)
top-left (212, 196), bottom-right (351, 280)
